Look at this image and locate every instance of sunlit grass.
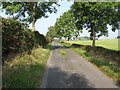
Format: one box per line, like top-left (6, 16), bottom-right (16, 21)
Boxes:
top-left (3, 46), bottom-right (51, 88)
top-left (65, 39), bottom-right (119, 51)
top-left (60, 50), bottom-right (66, 55)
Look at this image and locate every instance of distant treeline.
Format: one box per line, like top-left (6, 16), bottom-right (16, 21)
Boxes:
top-left (79, 36), bottom-right (98, 41)
top-left (2, 17), bottom-right (48, 62)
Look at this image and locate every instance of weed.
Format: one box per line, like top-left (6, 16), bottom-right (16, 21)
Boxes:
top-left (60, 50), bottom-right (66, 55)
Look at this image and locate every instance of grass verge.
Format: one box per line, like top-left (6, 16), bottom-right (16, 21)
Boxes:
top-left (61, 43), bottom-right (120, 85)
top-left (3, 45), bottom-right (51, 88)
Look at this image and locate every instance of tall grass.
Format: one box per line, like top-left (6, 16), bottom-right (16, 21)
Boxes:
top-left (3, 46), bottom-right (51, 88)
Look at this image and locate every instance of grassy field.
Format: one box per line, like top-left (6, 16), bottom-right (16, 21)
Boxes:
top-left (3, 45), bottom-right (51, 88)
top-left (65, 39), bottom-right (119, 51)
top-left (61, 43), bottom-right (120, 85)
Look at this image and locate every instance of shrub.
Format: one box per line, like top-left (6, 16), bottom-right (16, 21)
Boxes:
top-left (46, 37), bottom-right (54, 43)
top-left (34, 31), bottom-right (48, 47)
top-left (2, 18), bottom-right (48, 63)
top-left (2, 18), bottom-right (23, 54)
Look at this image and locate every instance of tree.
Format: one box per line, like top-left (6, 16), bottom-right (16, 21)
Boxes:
top-left (117, 36), bottom-right (120, 39)
top-left (71, 2), bottom-right (120, 46)
top-left (54, 10), bottom-right (81, 41)
top-left (46, 26), bottom-right (56, 40)
top-left (54, 17), bottom-right (63, 40)
top-left (46, 26), bottom-right (56, 42)
top-left (2, 2), bottom-right (59, 31)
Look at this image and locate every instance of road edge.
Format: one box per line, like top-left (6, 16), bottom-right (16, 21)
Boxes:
top-left (40, 50), bottom-right (52, 88)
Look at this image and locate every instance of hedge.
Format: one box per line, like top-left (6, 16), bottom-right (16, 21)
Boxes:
top-left (2, 18), bottom-right (47, 62)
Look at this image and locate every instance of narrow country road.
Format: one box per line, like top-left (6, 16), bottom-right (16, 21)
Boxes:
top-left (41, 41), bottom-right (119, 88)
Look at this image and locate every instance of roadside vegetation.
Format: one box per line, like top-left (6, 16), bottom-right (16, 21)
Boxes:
top-left (2, 2), bottom-right (58, 88)
top-left (3, 46), bottom-right (51, 88)
top-left (60, 42), bottom-right (120, 85)
top-left (64, 39), bottom-right (119, 51)
top-left (2, 16), bottom-right (52, 88)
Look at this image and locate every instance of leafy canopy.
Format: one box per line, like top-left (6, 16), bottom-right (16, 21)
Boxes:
top-left (2, 2), bottom-right (59, 24)
top-left (71, 2), bottom-right (120, 38)
top-left (46, 26), bottom-right (56, 39)
top-left (54, 10), bottom-right (81, 40)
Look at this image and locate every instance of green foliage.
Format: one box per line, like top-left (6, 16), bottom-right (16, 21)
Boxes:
top-left (46, 37), bottom-right (54, 43)
top-left (60, 50), bottom-right (66, 55)
top-left (54, 10), bottom-right (81, 40)
top-left (71, 2), bottom-right (120, 46)
top-left (2, 18), bottom-right (24, 53)
top-left (117, 36), bottom-right (120, 39)
top-left (2, 2), bottom-right (59, 31)
top-left (46, 26), bottom-right (56, 42)
top-left (2, 2), bottom-right (59, 22)
top-left (34, 31), bottom-right (48, 48)
top-left (2, 18), bottom-right (47, 63)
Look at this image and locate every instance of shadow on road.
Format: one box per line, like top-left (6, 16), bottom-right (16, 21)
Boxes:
top-left (46, 66), bottom-right (95, 88)
top-left (52, 45), bottom-right (67, 50)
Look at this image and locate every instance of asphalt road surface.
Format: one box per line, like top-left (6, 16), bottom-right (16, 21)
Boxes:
top-left (41, 41), bottom-right (119, 88)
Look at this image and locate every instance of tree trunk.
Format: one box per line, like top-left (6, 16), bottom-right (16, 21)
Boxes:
top-left (32, 19), bottom-right (35, 31)
top-left (67, 37), bottom-right (70, 41)
top-left (32, 19), bottom-right (35, 32)
top-left (64, 37), bottom-right (66, 40)
top-left (32, 3), bottom-right (37, 32)
top-left (92, 25), bottom-right (96, 47)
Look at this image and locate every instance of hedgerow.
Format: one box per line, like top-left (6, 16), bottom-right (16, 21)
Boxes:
top-left (2, 18), bottom-right (47, 63)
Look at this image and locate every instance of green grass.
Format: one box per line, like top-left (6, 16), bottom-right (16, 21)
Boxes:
top-left (3, 46), bottom-right (51, 88)
top-left (60, 50), bottom-right (66, 55)
top-left (59, 49), bottom-right (68, 59)
top-left (65, 39), bottom-right (119, 51)
top-left (61, 43), bottom-right (120, 85)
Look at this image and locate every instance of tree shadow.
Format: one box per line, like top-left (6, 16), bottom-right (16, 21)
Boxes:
top-left (46, 66), bottom-right (95, 88)
top-left (52, 45), bottom-right (66, 50)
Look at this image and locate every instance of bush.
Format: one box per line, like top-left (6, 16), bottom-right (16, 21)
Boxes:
top-left (2, 18), bottom-right (23, 54)
top-left (18, 30), bottom-right (36, 53)
top-left (2, 18), bottom-right (48, 63)
top-left (34, 31), bottom-right (48, 47)
top-left (46, 37), bottom-right (54, 43)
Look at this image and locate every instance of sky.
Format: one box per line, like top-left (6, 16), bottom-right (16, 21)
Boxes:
top-left (30, 2), bottom-right (74, 36)
top-left (0, 2), bottom-right (119, 40)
